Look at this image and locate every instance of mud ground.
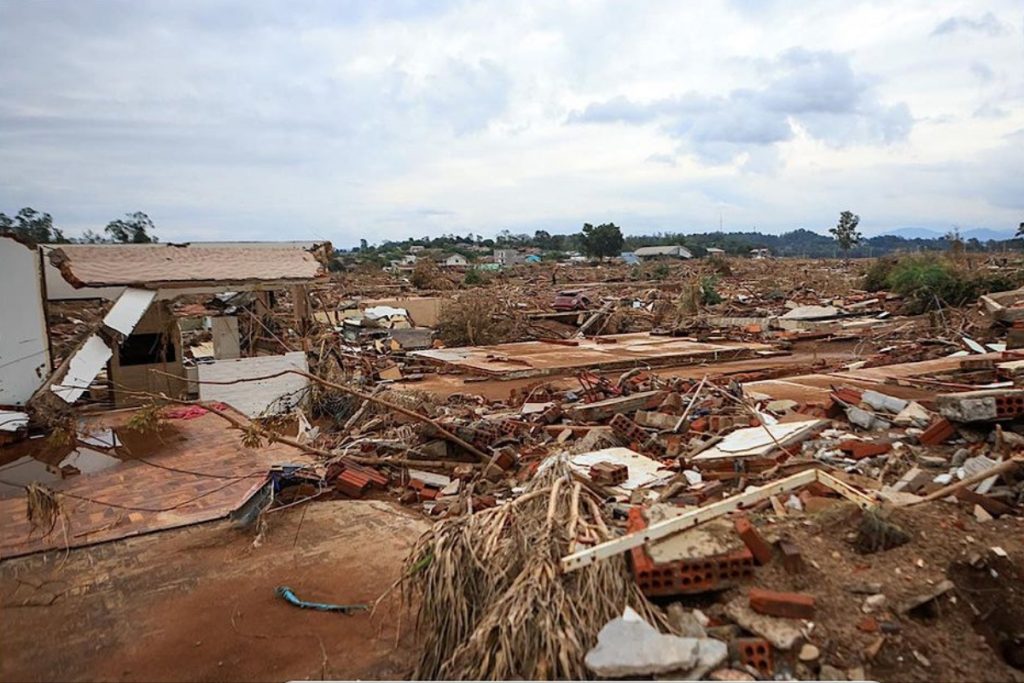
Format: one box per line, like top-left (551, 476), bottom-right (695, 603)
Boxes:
top-left (1, 499), bottom-right (428, 683)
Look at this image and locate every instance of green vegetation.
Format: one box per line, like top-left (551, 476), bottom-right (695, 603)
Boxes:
top-left (829, 210), bottom-right (862, 256)
top-left (0, 207), bottom-right (68, 243)
top-left (463, 268), bottom-right (487, 286)
top-left (579, 222), bottom-right (624, 258)
top-left (863, 254), bottom-right (1019, 313)
top-left (0, 206), bottom-right (159, 244)
top-left (103, 211), bottom-right (158, 243)
top-left (699, 275), bottom-right (723, 305)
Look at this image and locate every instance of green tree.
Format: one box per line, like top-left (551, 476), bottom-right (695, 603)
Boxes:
top-left (79, 229), bottom-right (109, 243)
top-left (105, 211), bottom-right (158, 243)
top-left (829, 210), bottom-right (861, 257)
top-left (579, 222), bottom-right (624, 258)
top-left (0, 207), bottom-right (68, 243)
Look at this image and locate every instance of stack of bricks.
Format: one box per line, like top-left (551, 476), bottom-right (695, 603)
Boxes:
top-left (609, 413), bottom-right (667, 457)
top-left (610, 413), bottom-right (648, 443)
top-left (627, 508), bottom-right (755, 597)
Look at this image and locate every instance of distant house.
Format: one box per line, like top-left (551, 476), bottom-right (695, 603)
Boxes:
top-left (442, 253), bottom-right (468, 268)
top-left (408, 245), bottom-right (425, 254)
top-left (493, 248), bottom-right (523, 266)
top-left (385, 253), bottom-right (418, 272)
top-left (705, 247), bottom-right (726, 256)
top-left (634, 245), bottom-right (693, 260)
top-left (750, 248), bottom-right (771, 259)
top-left (620, 252), bottom-right (640, 265)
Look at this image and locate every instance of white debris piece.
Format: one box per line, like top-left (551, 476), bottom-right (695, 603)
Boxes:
top-left (102, 288), bottom-right (156, 336)
top-left (584, 607), bottom-right (701, 677)
top-left (0, 410), bottom-right (29, 432)
top-left (51, 335), bottom-right (113, 404)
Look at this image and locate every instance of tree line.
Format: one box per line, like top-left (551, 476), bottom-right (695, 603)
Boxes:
top-left (354, 213), bottom-right (1023, 260)
top-left (0, 207), bottom-right (159, 245)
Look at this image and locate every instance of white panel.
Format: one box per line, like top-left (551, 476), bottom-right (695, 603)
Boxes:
top-left (51, 335), bottom-right (113, 403)
top-left (102, 288), bottom-right (156, 335)
top-left (0, 238), bottom-right (51, 405)
top-left (198, 352), bottom-right (308, 417)
top-left (0, 410), bottom-right (29, 432)
top-left (210, 316), bottom-right (240, 359)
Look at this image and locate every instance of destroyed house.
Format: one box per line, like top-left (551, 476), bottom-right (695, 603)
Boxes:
top-left (32, 242), bottom-right (329, 410)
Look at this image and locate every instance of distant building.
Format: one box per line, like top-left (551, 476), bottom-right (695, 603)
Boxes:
top-left (442, 253), bottom-right (468, 268)
top-left (620, 252), bottom-right (640, 265)
top-left (750, 248), bottom-right (771, 259)
top-left (493, 248), bottom-right (523, 266)
top-left (524, 254), bottom-right (542, 264)
top-left (705, 247), bottom-right (726, 256)
top-left (634, 245), bottom-right (693, 260)
top-left (408, 245), bottom-right (425, 254)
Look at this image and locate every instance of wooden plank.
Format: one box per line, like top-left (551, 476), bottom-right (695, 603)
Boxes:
top-left (815, 470), bottom-right (876, 509)
top-left (560, 469), bottom-right (818, 573)
top-left (567, 390), bottom-right (664, 422)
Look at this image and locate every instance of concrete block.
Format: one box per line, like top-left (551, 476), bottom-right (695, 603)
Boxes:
top-left (584, 607), bottom-right (700, 677)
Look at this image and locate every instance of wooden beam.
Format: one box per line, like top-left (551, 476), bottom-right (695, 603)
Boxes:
top-left (815, 470), bottom-right (876, 509)
top-left (567, 390), bottom-right (665, 422)
top-left (560, 468), bottom-right (818, 573)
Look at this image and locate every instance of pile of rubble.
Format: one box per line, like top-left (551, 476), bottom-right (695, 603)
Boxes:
top-left (4, 241), bottom-right (1024, 682)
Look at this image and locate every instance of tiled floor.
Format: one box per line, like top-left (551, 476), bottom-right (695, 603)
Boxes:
top-left (0, 409), bottom-right (313, 559)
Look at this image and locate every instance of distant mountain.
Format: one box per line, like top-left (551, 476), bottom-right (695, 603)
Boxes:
top-left (962, 228), bottom-right (1016, 241)
top-left (879, 227), bottom-right (1015, 242)
top-left (880, 227), bottom-right (943, 239)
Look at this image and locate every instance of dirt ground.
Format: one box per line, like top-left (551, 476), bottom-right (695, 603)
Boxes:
top-left (0, 499), bottom-right (429, 683)
top-left (708, 501), bottom-right (1024, 683)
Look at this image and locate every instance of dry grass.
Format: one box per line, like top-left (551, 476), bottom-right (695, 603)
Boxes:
top-left (403, 456), bottom-right (665, 680)
top-left (435, 294), bottom-right (527, 347)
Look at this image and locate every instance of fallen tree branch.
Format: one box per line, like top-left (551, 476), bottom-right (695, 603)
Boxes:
top-left (148, 367), bottom-right (491, 461)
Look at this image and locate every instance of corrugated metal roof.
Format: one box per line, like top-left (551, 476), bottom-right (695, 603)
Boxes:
top-left (634, 245), bottom-right (693, 258)
top-left (49, 243), bottom-right (326, 288)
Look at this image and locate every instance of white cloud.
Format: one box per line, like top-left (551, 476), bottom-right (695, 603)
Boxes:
top-left (0, 0), bottom-right (1021, 244)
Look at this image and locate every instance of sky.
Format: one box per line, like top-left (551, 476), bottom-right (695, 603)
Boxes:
top-left (0, 1), bottom-right (1022, 247)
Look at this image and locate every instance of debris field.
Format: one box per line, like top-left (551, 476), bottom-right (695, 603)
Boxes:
top-left (1, 240), bottom-right (1023, 682)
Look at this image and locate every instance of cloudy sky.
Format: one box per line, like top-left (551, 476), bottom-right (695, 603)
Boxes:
top-left (0, 1), bottom-right (1021, 246)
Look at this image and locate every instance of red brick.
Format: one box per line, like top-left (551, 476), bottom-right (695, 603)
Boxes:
top-left (734, 516), bottom-right (774, 565)
top-left (734, 637), bottom-right (773, 677)
top-left (778, 540), bottom-right (803, 574)
top-left (857, 615), bottom-right (879, 633)
top-left (919, 418), bottom-right (955, 445)
top-left (831, 387), bottom-right (863, 406)
top-left (748, 587), bottom-right (816, 620)
top-left (837, 439), bottom-right (892, 459)
top-left (590, 461), bottom-right (628, 485)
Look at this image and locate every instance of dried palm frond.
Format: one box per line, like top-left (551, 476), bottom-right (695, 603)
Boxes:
top-left (26, 483), bottom-right (62, 532)
top-left (403, 456), bottom-right (664, 680)
top-left (240, 423), bottom-right (266, 449)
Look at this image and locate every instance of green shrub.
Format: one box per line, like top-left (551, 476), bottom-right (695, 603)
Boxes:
top-left (882, 254), bottom-right (1017, 313)
top-left (463, 268), bottom-right (486, 286)
top-left (700, 275), bottom-right (723, 305)
top-left (862, 258), bottom-right (896, 292)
